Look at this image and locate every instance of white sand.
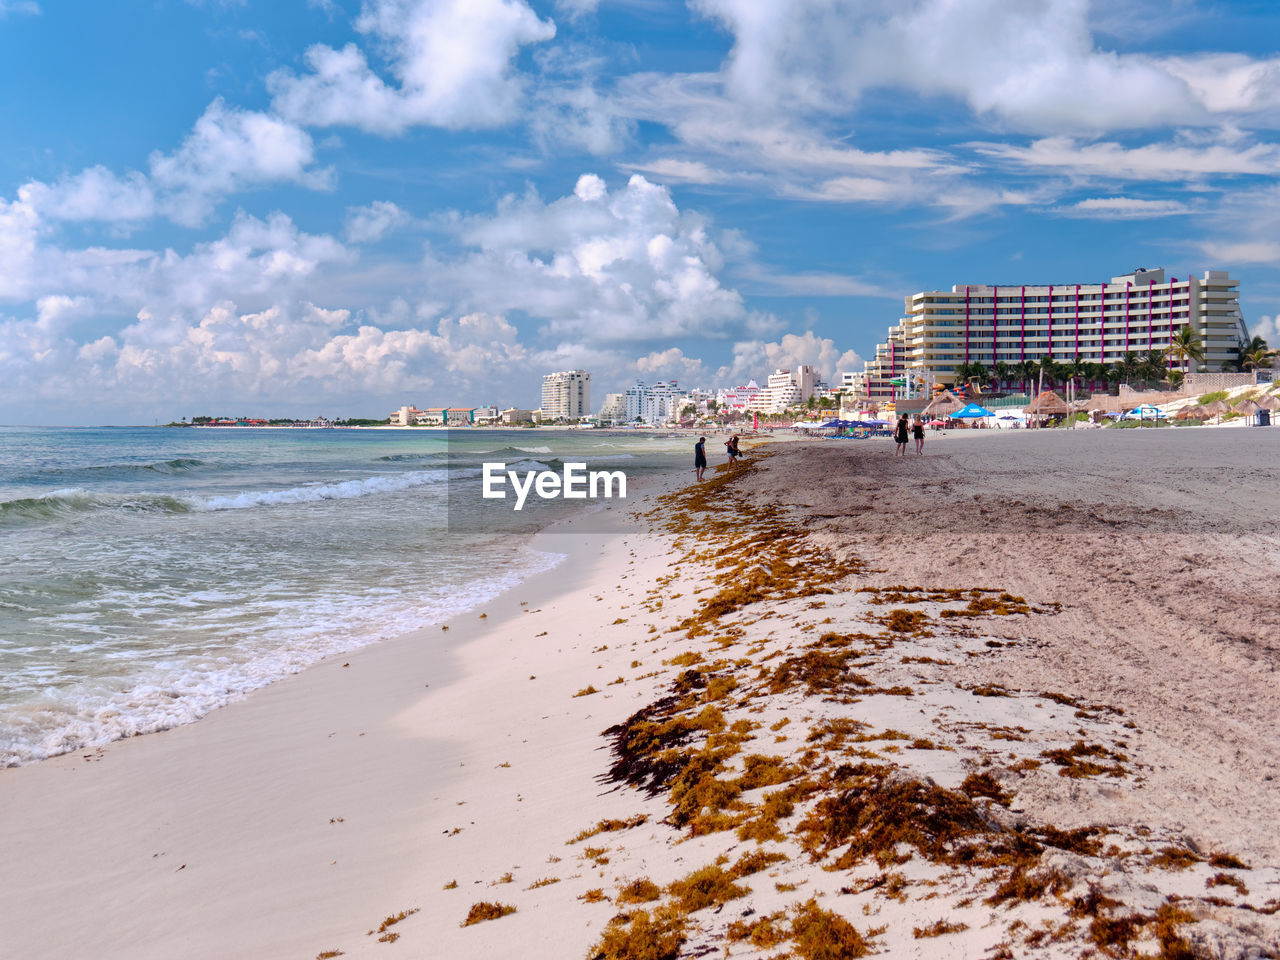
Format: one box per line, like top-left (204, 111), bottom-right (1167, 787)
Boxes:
top-left (2, 429), bottom-right (1279, 959)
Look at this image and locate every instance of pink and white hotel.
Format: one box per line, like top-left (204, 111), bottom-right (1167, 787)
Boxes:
top-left (861, 267), bottom-right (1248, 400)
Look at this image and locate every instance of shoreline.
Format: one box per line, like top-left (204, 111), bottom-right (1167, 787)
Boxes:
top-left (2, 432), bottom-right (1277, 958)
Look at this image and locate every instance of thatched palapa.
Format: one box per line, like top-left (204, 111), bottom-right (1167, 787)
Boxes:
top-left (1026, 390), bottom-right (1069, 415)
top-left (922, 391), bottom-right (965, 417)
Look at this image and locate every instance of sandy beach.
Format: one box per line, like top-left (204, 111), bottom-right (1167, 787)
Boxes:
top-left (2, 428), bottom-right (1278, 959)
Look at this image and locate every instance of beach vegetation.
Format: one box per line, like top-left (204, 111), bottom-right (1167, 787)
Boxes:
top-left (580, 888), bottom-right (607, 903)
top-left (666, 861), bottom-right (749, 912)
top-left (527, 876), bottom-right (560, 889)
top-left (461, 902), bottom-right (516, 926)
top-left (569, 815), bottom-right (648, 844)
top-left (1208, 851), bottom-right (1250, 869)
top-left (1207, 872), bottom-right (1248, 895)
top-left (960, 771), bottom-right (1013, 805)
top-left (442, 879), bottom-right (458, 889)
top-left (587, 906), bottom-right (687, 960)
top-left (727, 910), bottom-right (789, 948)
top-left (574, 685), bottom-right (600, 697)
top-left (1040, 740), bottom-right (1127, 778)
top-left (912, 919), bottom-right (970, 938)
top-left (789, 899), bottom-right (873, 959)
top-left (616, 877), bottom-right (662, 904)
top-left (369, 908), bottom-right (418, 937)
top-left (316, 951), bottom-right (344, 958)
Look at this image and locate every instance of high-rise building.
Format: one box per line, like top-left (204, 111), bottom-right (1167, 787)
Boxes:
top-left (862, 268), bottom-right (1248, 400)
top-left (541, 370), bottom-right (591, 420)
top-left (622, 380), bottom-right (682, 424)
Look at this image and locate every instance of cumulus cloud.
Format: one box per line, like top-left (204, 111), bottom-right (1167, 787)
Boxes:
top-left (715, 331), bottom-right (862, 385)
top-left (635, 346), bottom-right (708, 383)
top-left (1252, 315), bottom-right (1279, 344)
top-left (344, 200), bottom-right (411, 243)
top-left (268, 0), bottom-right (556, 133)
top-left (19, 100), bottom-right (329, 228)
top-left (437, 172), bottom-right (747, 341)
top-left (690, 0), bottom-right (1280, 133)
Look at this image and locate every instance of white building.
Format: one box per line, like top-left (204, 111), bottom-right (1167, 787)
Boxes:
top-left (715, 380), bottom-right (762, 411)
top-left (623, 380), bottom-right (683, 425)
top-left (541, 370), bottom-right (591, 421)
top-left (864, 267), bottom-right (1249, 400)
top-left (598, 392), bottom-right (626, 424)
top-left (755, 365), bottom-right (818, 413)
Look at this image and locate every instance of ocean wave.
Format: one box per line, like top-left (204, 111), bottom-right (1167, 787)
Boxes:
top-left (25, 458), bottom-right (214, 482)
top-left (194, 469), bottom-right (446, 511)
top-left (374, 452), bottom-right (448, 462)
top-left (0, 548), bottom-right (566, 766)
top-left (0, 489), bottom-right (194, 526)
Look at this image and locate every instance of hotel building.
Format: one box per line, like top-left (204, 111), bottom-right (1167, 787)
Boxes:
top-left (862, 268), bottom-right (1248, 400)
top-left (541, 369), bottom-right (591, 420)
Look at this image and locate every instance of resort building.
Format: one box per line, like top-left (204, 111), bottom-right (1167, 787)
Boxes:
top-left (715, 380), bottom-right (762, 411)
top-left (862, 268), bottom-right (1249, 400)
top-left (597, 393), bottom-right (626, 424)
top-left (623, 380), bottom-right (684, 425)
top-left (541, 370), bottom-right (591, 421)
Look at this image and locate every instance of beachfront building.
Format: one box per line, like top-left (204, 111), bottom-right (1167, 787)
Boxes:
top-left (597, 392), bottom-right (626, 424)
top-left (500, 407), bottom-right (536, 424)
top-left (541, 369), bottom-right (591, 421)
top-left (715, 380), bottom-right (762, 412)
top-left (752, 365), bottom-right (818, 413)
top-left (863, 267), bottom-right (1249, 399)
top-left (623, 380), bottom-right (683, 425)
top-left (389, 405), bottom-right (425, 426)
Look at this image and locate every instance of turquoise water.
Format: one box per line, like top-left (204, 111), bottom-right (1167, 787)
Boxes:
top-left (0, 426), bottom-right (687, 765)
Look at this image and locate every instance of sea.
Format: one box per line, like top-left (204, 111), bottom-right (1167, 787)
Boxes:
top-left (0, 425), bottom-right (690, 766)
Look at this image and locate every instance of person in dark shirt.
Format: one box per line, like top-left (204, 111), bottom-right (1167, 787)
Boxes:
top-left (694, 436), bottom-right (708, 481)
top-left (912, 417), bottom-right (925, 454)
top-left (894, 414), bottom-right (909, 456)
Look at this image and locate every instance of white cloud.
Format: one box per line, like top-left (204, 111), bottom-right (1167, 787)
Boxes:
top-left (976, 136), bottom-right (1280, 180)
top-left (344, 200), bottom-right (411, 243)
top-left (1252, 316), bottom-right (1279, 344)
top-left (635, 346), bottom-right (707, 383)
top-left (689, 0), bottom-right (1280, 133)
top-left (0, 1), bottom-right (40, 15)
top-left (437, 172), bottom-right (747, 341)
top-left (715, 331), bottom-right (861, 385)
top-left (1200, 241), bottom-right (1280, 264)
top-left (19, 101), bottom-right (329, 228)
top-left (268, 0), bottom-right (556, 134)
top-left (1060, 196), bottom-right (1192, 219)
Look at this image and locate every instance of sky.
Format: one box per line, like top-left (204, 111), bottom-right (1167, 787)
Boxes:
top-left (2, 0), bottom-right (1279, 424)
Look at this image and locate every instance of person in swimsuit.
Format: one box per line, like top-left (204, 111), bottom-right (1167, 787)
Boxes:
top-left (912, 416), bottom-right (925, 454)
top-left (725, 434), bottom-right (740, 465)
top-left (894, 414), bottom-right (909, 456)
top-left (694, 436), bottom-right (708, 481)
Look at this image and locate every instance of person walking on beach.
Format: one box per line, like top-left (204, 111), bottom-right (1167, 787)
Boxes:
top-left (894, 414), bottom-right (909, 456)
top-left (912, 416), bottom-right (925, 455)
top-left (725, 434), bottom-right (741, 465)
top-left (694, 436), bottom-right (708, 481)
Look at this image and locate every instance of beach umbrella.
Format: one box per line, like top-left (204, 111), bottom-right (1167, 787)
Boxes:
top-left (1025, 390), bottom-right (1069, 415)
top-left (1201, 399), bottom-right (1230, 424)
top-left (1234, 399), bottom-right (1261, 425)
top-left (922, 391), bottom-right (965, 417)
top-left (1175, 406), bottom-right (1209, 420)
top-left (1255, 394), bottom-right (1280, 411)
top-left (952, 403), bottom-right (996, 419)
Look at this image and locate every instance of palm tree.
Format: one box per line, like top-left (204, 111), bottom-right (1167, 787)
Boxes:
top-left (1119, 351), bottom-right (1142, 385)
top-left (992, 361), bottom-right (1012, 393)
top-left (1141, 348), bottom-right (1168, 385)
top-left (1015, 359), bottom-right (1037, 395)
top-left (1066, 357), bottom-right (1088, 395)
top-left (1242, 345), bottom-right (1274, 372)
top-left (1085, 361), bottom-right (1109, 393)
top-left (1165, 325), bottom-right (1205, 376)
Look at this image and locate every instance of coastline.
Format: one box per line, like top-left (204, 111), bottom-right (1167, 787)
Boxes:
top-left (2, 431), bottom-right (1278, 958)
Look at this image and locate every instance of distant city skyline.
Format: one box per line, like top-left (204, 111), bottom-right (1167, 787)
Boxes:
top-left (3, 1), bottom-right (1280, 424)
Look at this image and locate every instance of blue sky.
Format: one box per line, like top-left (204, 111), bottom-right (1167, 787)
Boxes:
top-left (2, 0), bottom-right (1279, 423)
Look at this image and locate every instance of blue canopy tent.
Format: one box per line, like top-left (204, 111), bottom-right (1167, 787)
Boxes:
top-left (1124, 404), bottom-right (1165, 420)
top-left (952, 403), bottom-right (996, 419)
